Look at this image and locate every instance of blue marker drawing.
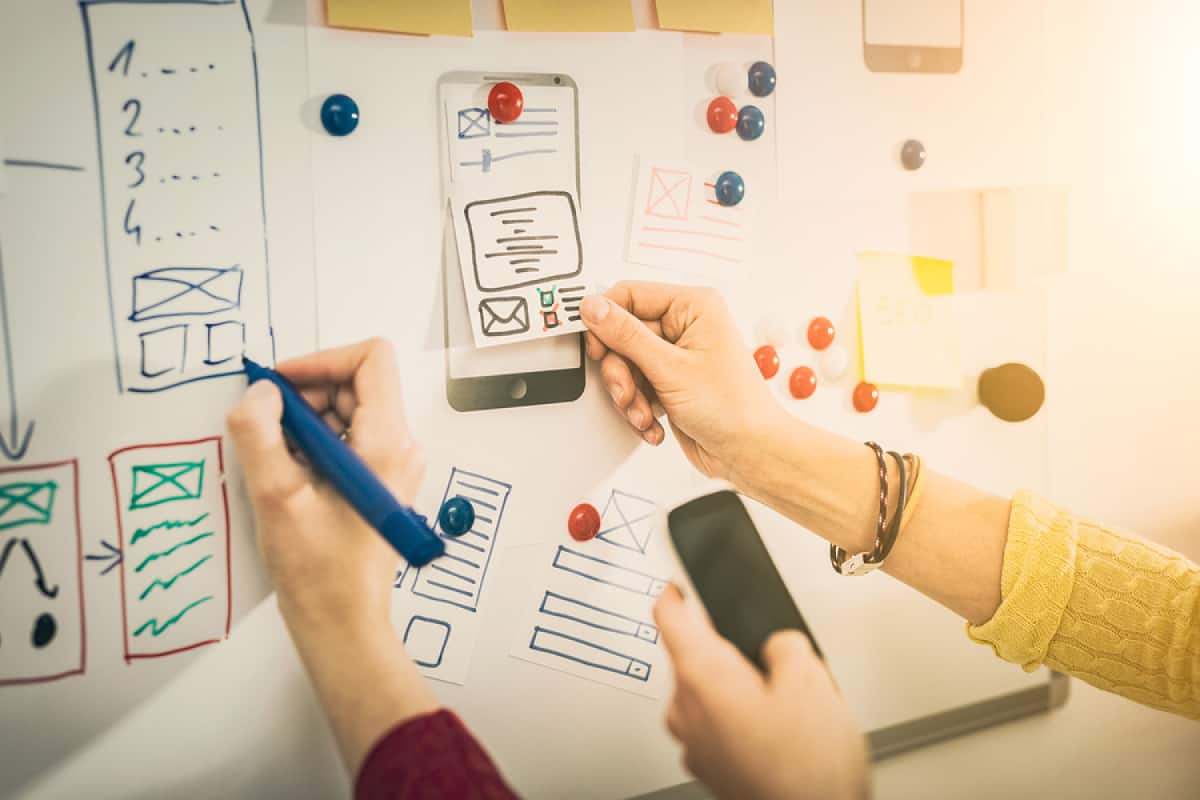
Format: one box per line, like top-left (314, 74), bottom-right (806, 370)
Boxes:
top-left (594, 489), bottom-right (657, 554)
top-left (402, 615), bottom-right (451, 669)
top-left (2, 159), bottom-right (86, 172)
top-left (408, 468), bottom-right (511, 612)
top-left (552, 546), bottom-right (666, 597)
top-left (459, 148), bottom-right (558, 173)
top-left (539, 591), bottom-right (658, 643)
top-left (85, 539), bottom-right (123, 576)
top-left (0, 239), bottom-right (35, 460)
top-left (138, 323), bottom-right (188, 379)
top-left (529, 626), bottom-right (651, 682)
top-left (456, 107), bottom-right (490, 139)
top-left (80, 0), bottom-right (275, 394)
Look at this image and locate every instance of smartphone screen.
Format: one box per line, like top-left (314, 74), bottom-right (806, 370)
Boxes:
top-left (864, 0), bottom-right (962, 48)
top-left (668, 491), bottom-right (821, 670)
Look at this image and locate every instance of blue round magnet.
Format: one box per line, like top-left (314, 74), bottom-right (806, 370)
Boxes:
top-left (736, 104), bottom-right (765, 141)
top-left (320, 93), bottom-right (360, 137)
top-left (748, 61), bottom-right (776, 97)
top-left (438, 496), bottom-right (475, 537)
top-left (714, 171), bottom-right (745, 206)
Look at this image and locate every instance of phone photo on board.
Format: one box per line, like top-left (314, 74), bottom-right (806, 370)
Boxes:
top-left (862, 0), bottom-right (964, 74)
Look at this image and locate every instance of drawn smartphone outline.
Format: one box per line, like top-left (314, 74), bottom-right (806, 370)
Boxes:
top-left (862, 0), bottom-right (964, 74)
top-left (667, 490), bottom-right (822, 671)
top-left (438, 71), bottom-right (585, 412)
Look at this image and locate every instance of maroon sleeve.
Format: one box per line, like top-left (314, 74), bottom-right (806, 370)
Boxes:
top-left (354, 709), bottom-right (519, 800)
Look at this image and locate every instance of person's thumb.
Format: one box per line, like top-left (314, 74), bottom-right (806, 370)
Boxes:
top-left (761, 630), bottom-right (821, 691)
top-left (226, 380), bottom-right (309, 508)
top-left (580, 295), bottom-right (678, 383)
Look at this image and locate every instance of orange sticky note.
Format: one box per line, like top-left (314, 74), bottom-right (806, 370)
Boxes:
top-left (326, 0), bottom-right (473, 37)
top-left (655, 0), bottom-right (774, 35)
top-left (503, 0), bottom-right (634, 32)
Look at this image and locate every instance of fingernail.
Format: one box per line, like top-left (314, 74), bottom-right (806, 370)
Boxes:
top-left (628, 408), bottom-right (646, 430)
top-left (644, 426), bottom-right (663, 445)
top-left (609, 383), bottom-right (624, 406)
top-left (581, 295), bottom-right (610, 324)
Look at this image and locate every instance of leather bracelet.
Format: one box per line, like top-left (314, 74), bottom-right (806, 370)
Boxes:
top-left (830, 442), bottom-right (890, 576)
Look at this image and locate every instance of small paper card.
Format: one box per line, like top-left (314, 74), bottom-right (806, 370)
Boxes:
top-left (450, 186), bottom-right (592, 347)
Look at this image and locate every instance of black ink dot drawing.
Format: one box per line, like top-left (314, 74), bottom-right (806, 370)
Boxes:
top-left (81, 0), bottom-right (273, 393)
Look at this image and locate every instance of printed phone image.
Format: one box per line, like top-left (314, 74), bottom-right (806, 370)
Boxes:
top-left (668, 490), bottom-right (821, 670)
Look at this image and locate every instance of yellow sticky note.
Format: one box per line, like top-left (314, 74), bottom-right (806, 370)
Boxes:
top-left (503, 0), bottom-right (634, 32)
top-left (326, 0), bottom-right (472, 37)
top-left (655, 0), bottom-right (774, 35)
top-left (856, 253), bottom-right (962, 390)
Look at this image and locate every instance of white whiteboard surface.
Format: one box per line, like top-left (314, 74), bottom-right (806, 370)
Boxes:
top-left (7, 1), bottom-right (1059, 798)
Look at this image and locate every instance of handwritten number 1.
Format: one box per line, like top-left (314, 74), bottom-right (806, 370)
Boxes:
top-left (125, 151), bottom-right (145, 188)
top-left (124, 199), bottom-right (142, 246)
top-left (122, 99), bottom-right (142, 137)
top-left (108, 40), bottom-right (135, 76)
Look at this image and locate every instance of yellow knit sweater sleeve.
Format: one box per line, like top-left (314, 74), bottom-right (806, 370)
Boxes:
top-left (967, 490), bottom-right (1200, 719)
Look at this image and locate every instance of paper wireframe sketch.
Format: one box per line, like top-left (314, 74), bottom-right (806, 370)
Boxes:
top-left (857, 252), bottom-right (962, 389)
top-left (511, 491), bottom-right (671, 699)
top-left (626, 157), bottom-right (753, 276)
top-left (393, 467), bottom-right (513, 685)
top-left (450, 187), bottom-right (592, 348)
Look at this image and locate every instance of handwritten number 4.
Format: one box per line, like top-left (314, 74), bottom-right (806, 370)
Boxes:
top-left (124, 199), bottom-right (141, 246)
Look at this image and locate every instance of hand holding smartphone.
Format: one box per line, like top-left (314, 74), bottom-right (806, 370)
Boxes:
top-left (667, 490), bottom-right (821, 671)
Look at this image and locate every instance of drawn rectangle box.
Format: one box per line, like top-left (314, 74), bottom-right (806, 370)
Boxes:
top-left (81, 0), bottom-right (273, 393)
top-left (529, 626), bottom-right (651, 682)
top-left (0, 460), bottom-right (85, 686)
top-left (409, 468), bottom-right (512, 612)
top-left (539, 591), bottom-right (658, 644)
top-left (552, 546), bottom-right (667, 597)
top-left (109, 437), bottom-right (231, 661)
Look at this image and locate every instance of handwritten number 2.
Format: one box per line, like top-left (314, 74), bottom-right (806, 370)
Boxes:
top-left (122, 99), bottom-right (142, 137)
top-left (124, 199), bottom-right (142, 246)
top-left (125, 151), bottom-right (145, 188)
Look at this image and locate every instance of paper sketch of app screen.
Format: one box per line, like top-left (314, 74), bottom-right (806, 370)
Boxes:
top-left (464, 190), bottom-right (587, 345)
top-left (109, 437), bottom-right (231, 661)
top-left (0, 460), bottom-right (85, 686)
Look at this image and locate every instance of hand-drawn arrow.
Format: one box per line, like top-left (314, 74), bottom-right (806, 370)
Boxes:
top-left (85, 539), bottom-right (123, 576)
top-left (0, 238), bottom-right (34, 460)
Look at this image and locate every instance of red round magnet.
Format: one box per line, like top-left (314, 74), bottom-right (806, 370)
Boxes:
top-left (568, 503), bottom-right (601, 541)
top-left (753, 345), bottom-right (780, 379)
top-left (706, 96), bottom-right (738, 134)
top-left (852, 382), bottom-right (879, 413)
top-left (789, 366), bottom-right (817, 399)
top-left (807, 317), bottom-right (836, 351)
top-left (488, 81), bottom-right (524, 124)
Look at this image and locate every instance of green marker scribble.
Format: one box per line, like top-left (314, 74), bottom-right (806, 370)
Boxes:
top-left (128, 461), bottom-right (205, 510)
top-left (129, 512), bottom-right (210, 546)
top-left (138, 555), bottom-right (213, 600)
top-left (0, 480), bottom-right (58, 530)
top-left (134, 531), bottom-right (214, 572)
top-left (133, 595), bottom-right (214, 637)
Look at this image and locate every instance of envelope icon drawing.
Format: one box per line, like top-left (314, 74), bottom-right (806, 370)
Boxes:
top-left (644, 167), bottom-right (692, 221)
top-left (457, 107), bottom-right (491, 139)
top-left (478, 296), bottom-right (530, 337)
top-left (129, 461), bottom-right (205, 510)
top-left (130, 266), bottom-right (244, 322)
top-left (595, 489), bottom-right (657, 554)
top-left (0, 481), bottom-right (58, 531)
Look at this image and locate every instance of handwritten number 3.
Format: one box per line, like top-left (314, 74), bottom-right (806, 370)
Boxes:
top-left (125, 151), bottom-right (145, 188)
top-left (122, 98), bottom-right (142, 137)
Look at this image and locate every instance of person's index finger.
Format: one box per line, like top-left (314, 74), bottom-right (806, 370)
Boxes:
top-left (653, 583), bottom-right (714, 665)
top-left (276, 338), bottom-right (401, 406)
top-left (605, 281), bottom-right (687, 323)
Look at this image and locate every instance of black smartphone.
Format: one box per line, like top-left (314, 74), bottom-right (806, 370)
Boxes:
top-left (668, 490), bottom-right (821, 671)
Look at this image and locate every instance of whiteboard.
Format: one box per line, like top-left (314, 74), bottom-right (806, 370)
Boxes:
top-left (3, 0), bottom-right (1058, 798)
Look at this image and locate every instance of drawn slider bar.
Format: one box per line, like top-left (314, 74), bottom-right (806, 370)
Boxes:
top-left (530, 626), bottom-right (651, 682)
top-left (552, 546), bottom-right (666, 597)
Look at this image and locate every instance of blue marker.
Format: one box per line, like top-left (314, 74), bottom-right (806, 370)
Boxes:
top-left (242, 357), bottom-right (444, 567)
